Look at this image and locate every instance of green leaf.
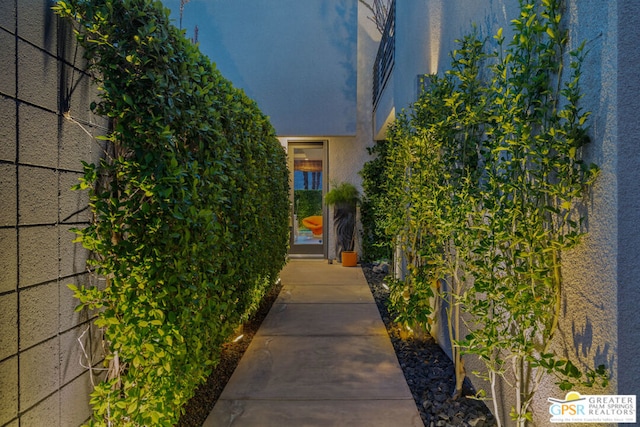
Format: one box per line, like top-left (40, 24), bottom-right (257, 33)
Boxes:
top-left (122, 93), bottom-right (133, 106)
top-left (546, 27), bottom-right (555, 39)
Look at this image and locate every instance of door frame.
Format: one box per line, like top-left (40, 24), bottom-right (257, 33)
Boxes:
top-left (287, 140), bottom-right (328, 258)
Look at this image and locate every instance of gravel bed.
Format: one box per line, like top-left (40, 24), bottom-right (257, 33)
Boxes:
top-left (362, 262), bottom-right (497, 427)
top-left (179, 263), bottom-right (496, 427)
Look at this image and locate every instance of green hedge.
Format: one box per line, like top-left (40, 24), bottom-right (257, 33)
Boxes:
top-left (294, 189), bottom-right (322, 225)
top-left (54, 1), bottom-right (289, 425)
top-left (359, 141), bottom-right (393, 261)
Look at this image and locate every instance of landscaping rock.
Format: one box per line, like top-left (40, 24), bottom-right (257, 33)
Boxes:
top-left (362, 263), bottom-right (497, 427)
top-left (373, 261), bottom-right (390, 274)
top-left (180, 263), bottom-right (497, 426)
top-left (469, 416), bottom-right (488, 427)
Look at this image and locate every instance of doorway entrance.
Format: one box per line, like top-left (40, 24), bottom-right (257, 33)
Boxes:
top-left (288, 142), bottom-right (327, 257)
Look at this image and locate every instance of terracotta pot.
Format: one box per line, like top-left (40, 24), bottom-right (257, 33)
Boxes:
top-left (341, 251), bottom-right (357, 267)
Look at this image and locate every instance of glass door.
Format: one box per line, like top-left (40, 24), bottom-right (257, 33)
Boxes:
top-left (289, 142), bottom-right (326, 256)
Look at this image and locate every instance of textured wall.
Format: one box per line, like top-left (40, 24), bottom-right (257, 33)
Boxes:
top-left (383, 0), bottom-right (626, 425)
top-left (393, 0), bottom-right (521, 115)
top-left (615, 0), bottom-right (640, 398)
top-left (164, 0), bottom-right (358, 137)
top-left (326, 1), bottom-right (379, 261)
top-left (0, 1), bottom-right (107, 425)
top-left (529, 1), bottom-right (619, 424)
top-left (279, 1), bottom-right (378, 261)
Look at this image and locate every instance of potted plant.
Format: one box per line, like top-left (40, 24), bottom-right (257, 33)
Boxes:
top-left (325, 182), bottom-right (360, 266)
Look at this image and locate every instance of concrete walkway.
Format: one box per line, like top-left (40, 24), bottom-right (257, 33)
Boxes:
top-left (203, 259), bottom-right (422, 427)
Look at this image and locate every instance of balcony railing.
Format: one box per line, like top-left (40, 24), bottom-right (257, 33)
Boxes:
top-left (372, 0), bottom-right (395, 110)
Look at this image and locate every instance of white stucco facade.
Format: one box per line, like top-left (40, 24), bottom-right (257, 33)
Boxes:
top-left (374, 1), bottom-right (638, 425)
top-left (168, 0), bottom-right (359, 136)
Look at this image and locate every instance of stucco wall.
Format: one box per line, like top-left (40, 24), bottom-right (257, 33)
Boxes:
top-left (278, 2), bottom-right (378, 261)
top-left (530, 1), bottom-right (619, 424)
top-left (324, 1), bottom-right (380, 261)
top-left (384, 0), bottom-right (627, 425)
top-left (615, 0), bottom-right (640, 399)
top-left (0, 1), bottom-right (106, 425)
top-left (166, 0), bottom-right (358, 137)
top-left (393, 0), bottom-right (521, 116)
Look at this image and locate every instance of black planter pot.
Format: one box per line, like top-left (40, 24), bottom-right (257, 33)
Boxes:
top-left (334, 201), bottom-right (356, 261)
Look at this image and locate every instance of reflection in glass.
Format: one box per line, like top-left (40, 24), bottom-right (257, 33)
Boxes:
top-left (293, 148), bottom-right (323, 245)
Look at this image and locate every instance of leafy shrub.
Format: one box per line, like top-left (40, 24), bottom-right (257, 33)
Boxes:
top-left (324, 181), bottom-right (360, 206)
top-left (294, 189), bottom-right (322, 225)
top-left (359, 141), bottom-right (393, 261)
top-left (362, 0), bottom-right (607, 425)
top-left (54, 0), bottom-right (289, 425)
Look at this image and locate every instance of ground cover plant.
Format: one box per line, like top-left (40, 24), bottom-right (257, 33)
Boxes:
top-left (54, 0), bottom-right (289, 425)
top-left (361, 0), bottom-right (608, 425)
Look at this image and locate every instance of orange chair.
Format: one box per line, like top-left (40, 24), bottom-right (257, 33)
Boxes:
top-left (302, 216), bottom-right (323, 237)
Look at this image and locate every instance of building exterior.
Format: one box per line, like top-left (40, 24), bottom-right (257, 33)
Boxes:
top-left (1, 0), bottom-right (639, 425)
top-left (180, 0), bottom-right (639, 424)
top-left (0, 1), bottom-right (378, 424)
top-left (373, 1), bottom-right (639, 425)
top-left (171, 0), bottom-right (378, 260)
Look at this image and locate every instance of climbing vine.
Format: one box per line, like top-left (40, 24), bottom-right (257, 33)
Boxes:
top-left (463, 1), bottom-right (604, 425)
top-left (54, 0), bottom-right (289, 425)
top-left (362, 0), bottom-right (607, 425)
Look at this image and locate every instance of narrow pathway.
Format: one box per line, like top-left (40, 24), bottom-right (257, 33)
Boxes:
top-left (203, 259), bottom-right (422, 426)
